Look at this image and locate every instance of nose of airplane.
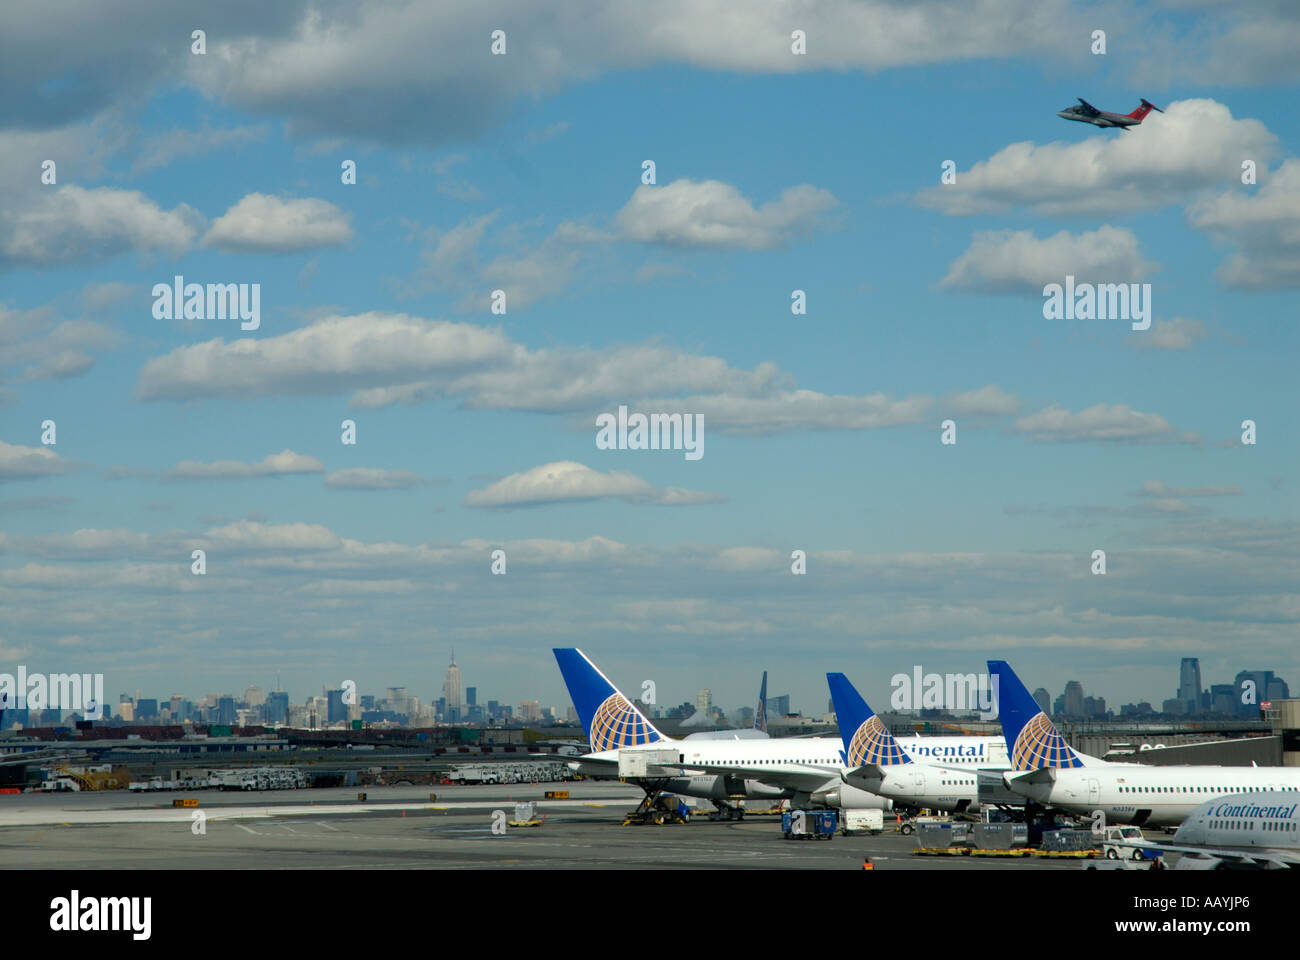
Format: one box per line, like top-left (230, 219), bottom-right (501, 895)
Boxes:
top-left (1056, 111), bottom-right (1073, 120)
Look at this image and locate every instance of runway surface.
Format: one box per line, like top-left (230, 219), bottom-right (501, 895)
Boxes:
top-left (0, 783), bottom-right (1167, 870)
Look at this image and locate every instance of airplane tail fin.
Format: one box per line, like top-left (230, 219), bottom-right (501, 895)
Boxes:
top-left (754, 670), bottom-right (768, 733)
top-left (986, 660), bottom-right (1083, 771)
top-left (827, 673), bottom-right (912, 767)
top-left (1128, 98), bottom-right (1163, 121)
top-left (553, 649), bottom-right (665, 752)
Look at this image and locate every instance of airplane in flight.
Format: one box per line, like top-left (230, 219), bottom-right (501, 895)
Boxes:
top-left (828, 671), bottom-right (1008, 814)
top-left (1057, 97), bottom-right (1162, 129)
top-left (553, 649), bottom-right (1004, 813)
top-left (1116, 791), bottom-right (1300, 870)
top-left (989, 659), bottom-right (1300, 827)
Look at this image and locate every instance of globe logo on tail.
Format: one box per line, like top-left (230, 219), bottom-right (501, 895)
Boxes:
top-left (848, 716), bottom-right (907, 766)
top-left (1012, 712), bottom-right (1083, 769)
top-left (590, 693), bottom-right (657, 752)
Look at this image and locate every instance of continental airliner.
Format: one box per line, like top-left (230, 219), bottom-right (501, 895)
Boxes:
top-left (554, 648), bottom-right (1001, 812)
top-left (990, 659), bottom-right (1300, 827)
top-left (828, 671), bottom-right (1008, 813)
top-left (1121, 791), bottom-right (1300, 869)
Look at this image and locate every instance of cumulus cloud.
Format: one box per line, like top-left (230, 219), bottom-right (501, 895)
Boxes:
top-left (0, 440), bottom-right (83, 482)
top-left (464, 461), bottom-right (724, 508)
top-left (136, 313), bottom-right (517, 402)
top-left (0, 304), bottom-right (124, 383)
top-left (1187, 158), bottom-right (1300, 288)
top-left (917, 99), bottom-right (1277, 217)
top-left (613, 179), bottom-right (837, 250)
top-left (0, 186), bottom-right (200, 269)
top-left (202, 193), bottom-right (353, 253)
top-left (164, 449), bottom-right (325, 481)
top-left (1011, 403), bottom-right (1201, 445)
top-left (939, 226), bottom-right (1158, 293)
top-left (946, 384), bottom-right (1020, 417)
top-left (136, 311), bottom-right (1021, 436)
top-left (175, 0), bottom-right (1083, 147)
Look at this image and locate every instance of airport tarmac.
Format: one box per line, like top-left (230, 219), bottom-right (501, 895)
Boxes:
top-left (0, 783), bottom-right (1170, 869)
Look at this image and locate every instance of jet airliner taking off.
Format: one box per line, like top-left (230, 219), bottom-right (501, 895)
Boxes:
top-left (989, 660), bottom-right (1300, 827)
top-left (827, 672), bottom-right (1007, 813)
top-left (553, 649), bottom-right (1005, 811)
top-left (1057, 97), bottom-right (1162, 129)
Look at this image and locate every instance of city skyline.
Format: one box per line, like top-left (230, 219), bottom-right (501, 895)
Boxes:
top-left (3, 654), bottom-right (1289, 730)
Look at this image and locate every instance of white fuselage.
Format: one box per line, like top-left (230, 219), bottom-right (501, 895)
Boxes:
top-left (577, 734), bottom-right (1005, 809)
top-left (847, 753), bottom-right (1011, 813)
top-left (1010, 765), bottom-right (1300, 827)
top-left (1170, 791), bottom-right (1300, 859)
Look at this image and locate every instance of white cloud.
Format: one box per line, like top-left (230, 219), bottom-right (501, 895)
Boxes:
top-left (665, 390), bottom-right (931, 435)
top-left (613, 179), bottom-right (837, 250)
top-left (0, 440), bottom-right (82, 482)
top-left (946, 384), bottom-right (1020, 417)
top-left (1187, 158), bottom-right (1300, 288)
top-left (325, 468), bottom-right (423, 490)
top-left (464, 460), bottom-right (724, 508)
top-left (135, 311), bottom-right (1040, 436)
top-left (164, 449), bottom-right (325, 481)
top-left (939, 226), bottom-right (1158, 293)
top-left (201, 520), bottom-right (341, 552)
top-left (133, 123), bottom-right (268, 174)
top-left (175, 0), bottom-right (1083, 147)
top-left (917, 99), bottom-right (1277, 216)
top-left (136, 313), bottom-right (517, 402)
top-left (1129, 318), bottom-right (1207, 352)
top-left (1012, 403), bottom-right (1201, 445)
top-left (202, 193), bottom-right (353, 253)
top-left (0, 186), bottom-right (200, 269)
top-left (0, 304), bottom-right (124, 383)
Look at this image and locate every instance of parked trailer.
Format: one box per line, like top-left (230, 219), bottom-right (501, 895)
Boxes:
top-left (782, 810), bottom-right (838, 840)
top-left (841, 809), bottom-right (884, 835)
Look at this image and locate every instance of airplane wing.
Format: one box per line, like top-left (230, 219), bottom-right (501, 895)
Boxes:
top-left (1076, 97), bottom-right (1100, 116)
top-left (663, 759), bottom-right (836, 793)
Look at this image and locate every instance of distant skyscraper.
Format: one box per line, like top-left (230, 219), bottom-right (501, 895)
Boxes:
top-left (767, 694), bottom-right (791, 716)
top-left (327, 689), bottom-right (347, 723)
top-left (466, 686), bottom-right (477, 707)
top-left (696, 689), bottom-right (712, 714)
top-left (1178, 658), bottom-right (1202, 713)
top-left (1233, 670), bottom-right (1290, 715)
top-left (443, 652), bottom-right (462, 714)
top-left (244, 685), bottom-right (265, 708)
top-left (266, 692), bottom-right (289, 725)
top-left (1032, 688), bottom-right (1051, 716)
top-left (1063, 681), bottom-right (1084, 716)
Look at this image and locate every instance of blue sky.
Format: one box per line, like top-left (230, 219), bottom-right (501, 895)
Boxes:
top-left (2, 1), bottom-right (1297, 717)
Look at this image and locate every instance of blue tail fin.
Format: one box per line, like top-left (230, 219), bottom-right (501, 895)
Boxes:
top-left (827, 673), bottom-right (911, 767)
top-left (553, 649), bottom-right (665, 752)
top-left (754, 670), bottom-right (768, 732)
top-left (987, 660), bottom-right (1082, 770)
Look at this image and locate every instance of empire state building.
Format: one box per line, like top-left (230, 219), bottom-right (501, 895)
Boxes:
top-left (443, 651), bottom-right (462, 719)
